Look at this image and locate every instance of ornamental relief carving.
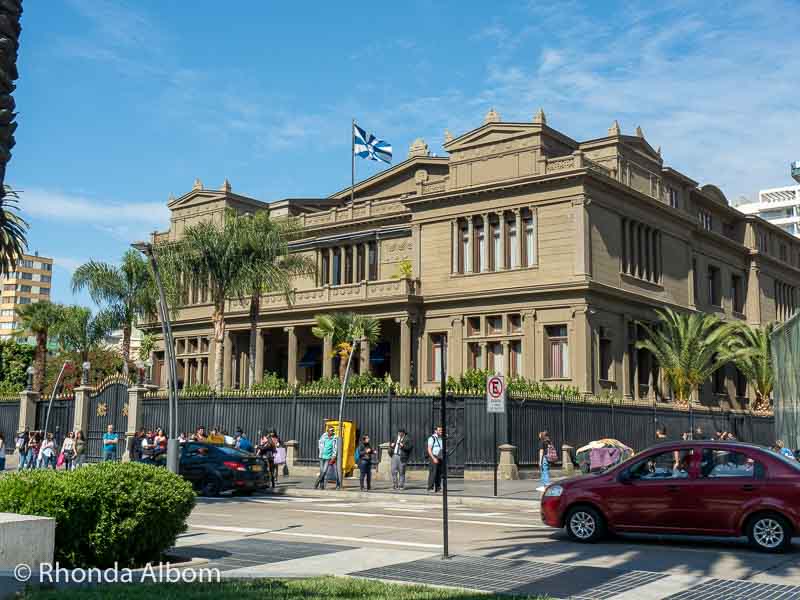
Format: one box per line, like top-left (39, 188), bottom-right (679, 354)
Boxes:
top-left (380, 238), bottom-right (413, 263)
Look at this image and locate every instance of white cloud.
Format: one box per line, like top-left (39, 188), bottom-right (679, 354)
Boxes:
top-left (52, 256), bottom-right (83, 274)
top-left (20, 188), bottom-right (169, 240)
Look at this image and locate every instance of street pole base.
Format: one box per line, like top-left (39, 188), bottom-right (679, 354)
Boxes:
top-left (167, 438), bottom-right (180, 474)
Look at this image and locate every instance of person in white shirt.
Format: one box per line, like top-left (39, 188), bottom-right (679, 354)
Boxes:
top-left (426, 426), bottom-right (444, 493)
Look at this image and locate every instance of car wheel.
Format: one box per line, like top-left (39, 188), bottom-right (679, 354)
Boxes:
top-left (565, 506), bottom-right (606, 543)
top-left (201, 478), bottom-right (221, 498)
top-left (747, 513), bottom-right (792, 553)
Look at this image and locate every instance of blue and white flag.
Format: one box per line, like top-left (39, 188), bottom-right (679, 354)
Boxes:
top-left (353, 123), bottom-right (392, 164)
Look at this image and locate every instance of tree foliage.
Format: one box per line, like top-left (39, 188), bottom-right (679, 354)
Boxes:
top-left (14, 300), bottom-right (62, 393)
top-left (721, 322), bottom-right (776, 412)
top-left (312, 312), bottom-right (381, 379)
top-left (52, 305), bottom-right (117, 362)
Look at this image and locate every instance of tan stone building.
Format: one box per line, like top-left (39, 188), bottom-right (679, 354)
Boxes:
top-left (0, 252), bottom-right (54, 343)
top-left (145, 110), bottom-right (800, 408)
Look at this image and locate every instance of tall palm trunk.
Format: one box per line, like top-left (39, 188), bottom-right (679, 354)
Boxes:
top-left (338, 347), bottom-right (350, 380)
top-left (34, 330), bottom-right (46, 394)
top-left (247, 291), bottom-right (259, 388)
top-left (121, 323), bottom-right (131, 363)
top-left (212, 304), bottom-right (225, 392)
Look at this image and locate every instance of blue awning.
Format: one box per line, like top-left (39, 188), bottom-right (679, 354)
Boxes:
top-left (298, 346), bottom-right (322, 368)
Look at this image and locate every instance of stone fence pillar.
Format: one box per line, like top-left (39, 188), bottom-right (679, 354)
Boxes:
top-left (562, 444), bottom-right (575, 473)
top-left (17, 390), bottom-right (39, 433)
top-left (377, 442), bottom-right (392, 480)
top-left (284, 440), bottom-right (299, 469)
top-left (124, 385), bottom-right (148, 462)
top-left (72, 386), bottom-right (93, 436)
top-left (498, 443), bottom-right (519, 480)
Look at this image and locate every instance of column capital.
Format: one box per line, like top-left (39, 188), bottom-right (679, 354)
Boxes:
top-left (522, 309), bottom-right (536, 321)
top-left (283, 325), bottom-right (296, 333)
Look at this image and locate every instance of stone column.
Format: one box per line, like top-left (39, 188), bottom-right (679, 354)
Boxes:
top-left (562, 445), bottom-right (575, 473)
top-left (514, 209), bottom-right (523, 268)
top-left (17, 390), bottom-right (39, 433)
top-left (72, 386), bottom-right (91, 435)
top-left (377, 441), bottom-right (392, 480)
top-left (360, 339), bottom-right (371, 375)
top-left (183, 358), bottom-right (191, 387)
top-left (521, 310), bottom-right (536, 379)
top-left (328, 247), bottom-right (334, 285)
top-left (451, 219), bottom-right (459, 273)
top-left (466, 216), bottom-right (474, 273)
top-left (223, 330), bottom-right (233, 389)
top-left (498, 444), bottom-right (519, 480)
top-left (362, 242), bottom-right (369, 281)
top-left (574, 307), bottom-right (593, 394)
top-left (207, 337), bottom-right (217, 388)
top-left (448, 317), bottom-right (463, 379)
top-left (502, 340), bottom-right (511, 377)
top-left (323, 335), bottom-right (333, 378)
top-left (285, 326), bottom-right (298, 385)
top-left (499, 211), bottom-right (507, 270)
top-left (255, 329), bottom-right (265, 384)
top-left (284, 439), bottom-right (299, 469)
top-left (622, 315), bottom-right (632, 400)
top-left (746, 261), bottom-right (762, 326)
top-left (482, 213), bottom-right (490, 272)
top-left (397, 317), bottom-right (412, 389)
top-left (573, 197), bottom-right (591, 278)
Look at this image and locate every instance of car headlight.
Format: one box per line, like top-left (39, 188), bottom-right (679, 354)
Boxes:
top-left (543, 485), bottom-right (563, 497)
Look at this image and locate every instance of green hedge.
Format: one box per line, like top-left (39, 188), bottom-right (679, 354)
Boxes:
top-left (0, 462), bottom-right (195, 568)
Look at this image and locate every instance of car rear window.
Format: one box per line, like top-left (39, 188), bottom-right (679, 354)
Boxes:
top-left (215, 446), bottom-right (251, 457)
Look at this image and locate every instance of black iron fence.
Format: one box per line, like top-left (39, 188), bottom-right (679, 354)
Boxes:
top-left (34, 399), bottom-right (75, 444)
top-left (139, 390), bottom-right (776, 472)
top-left (0, 399), bottom-right (19, 444)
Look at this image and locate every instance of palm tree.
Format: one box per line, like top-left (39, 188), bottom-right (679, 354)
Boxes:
top-left (71, 250), bottom-right (156, 362)
top-left (312, 313), bottom-right (381, 380)
top-left (0, 1), bottom-right (26, 276)
top-left (0, 187), bottom-right (27, 276)
top-left (138, 332), bottom-right (156, 363)
top-left (237, 212), bottom-right (314, 387)
top-left (53, 305), bottom-right (116, 363)
top-left (14, 301), bottom-right (62, 393)
top-left (636, 308), bottom-right (739, 405)
top-left (156, 209), bottom-right (248, 392)
top-left (721, 322), bottom-right (777, 412)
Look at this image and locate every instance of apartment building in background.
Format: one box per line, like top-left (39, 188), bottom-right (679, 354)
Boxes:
top-left (737, 184), bottom-right (800, 238)
top-left (0, 252), bottom-right (54, 343)
top-left (142, 110), bottom-right (800, 409)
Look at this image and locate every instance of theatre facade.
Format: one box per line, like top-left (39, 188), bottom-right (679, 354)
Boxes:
top-left (143, 109), bottom-right (800, 409)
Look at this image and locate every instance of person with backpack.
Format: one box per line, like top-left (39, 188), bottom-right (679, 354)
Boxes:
top-left (235, 427), bottom-right (253, 453)
top-left (537, 430), bottom-right (557, 492)
top-left (356, 434), bottom-right (376, 491)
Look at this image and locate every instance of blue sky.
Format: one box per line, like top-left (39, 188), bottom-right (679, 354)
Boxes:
top-left (12, 0), bottom-right (800, 306)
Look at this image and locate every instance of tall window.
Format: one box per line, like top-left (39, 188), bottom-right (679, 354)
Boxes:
top-left (599, 337), bottom-right (613, 381)
top-left (332, 248), bottom-right (341, 285)
top-left (510, 340), bottom-right (522, 377)
top-left (707, 265), bottom-right (721, 306)
top-left (757, 231), bottom-right (769, 253)
top-left (344, 247), bottom-right (353, 283)
top-left (621, 219), bottom-right (661, 284)
top-left (467, 342), bottom-right (481, 370)
top-left (460, 224), bottom-right (470, 273)
top-left (368, 242), bottom-right (378, 280)
top-left (488, 342), bottom-right (503, 375)
top-left (523, 211), bottom-right (536, 267)
top-left (775, 280), bottom-right (798, 322)
top-left (476, 221), bottom-right (485, 272)
top-left (508, 219), bottom-right (519, 268)
top-left (492, 221), bottom-right (501, 270)
top-left (731, 274), bottom-right (744, 313)
top-left (668, 187), bottom-right (679, 209)
top-left (356, 246), bottom-right (365, 281)
top-left (545, 325), bottom-right (569, 379)
top-left (429, 334), bottom-right (446, 382)
top-left (698, 209), bottom-right (713, 231)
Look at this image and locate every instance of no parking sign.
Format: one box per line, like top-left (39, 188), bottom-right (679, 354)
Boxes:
top-left (486, 374), bottom-right (506, 414)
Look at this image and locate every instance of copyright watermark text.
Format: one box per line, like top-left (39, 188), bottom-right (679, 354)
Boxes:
top-left (13, 561), bottom-right (221, 584)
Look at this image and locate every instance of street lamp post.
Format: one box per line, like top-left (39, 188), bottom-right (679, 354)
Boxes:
top-left (132, 240), bottom-right (180, 474)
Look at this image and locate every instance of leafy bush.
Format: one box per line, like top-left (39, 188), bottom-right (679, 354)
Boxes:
top-left (180, 383), bottom-right (214, 395)
top-left (251, 371), bottom-right (290, 392)
top-left (447, 369), bottom-right (580, 398)
top-left (299, 372), bottom-right (391, 394)
top-left (0, 462), bottom-right (195, 568)
top-left (0, 379), bottom-right (22, 395)
top-left (0, 338), bottom-right (34, 389)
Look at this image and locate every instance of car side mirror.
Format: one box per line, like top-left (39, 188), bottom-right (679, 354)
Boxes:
top-left (619, 470), bottom-right (632, 484)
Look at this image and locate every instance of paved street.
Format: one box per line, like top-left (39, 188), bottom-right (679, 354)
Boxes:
top-left (173, 490), bottom-right (800, 599)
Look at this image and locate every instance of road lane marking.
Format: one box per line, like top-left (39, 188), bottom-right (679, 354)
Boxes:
top-left (273, 531), bottom-right (442, 549)
top-left (288, 509), bottom-right (549, 529)
top-left (189, 524), bottom-right (269, 534)
top-left (191, 512), bottom-right (235, 518)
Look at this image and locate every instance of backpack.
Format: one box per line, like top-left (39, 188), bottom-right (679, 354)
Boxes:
top-left (354, 447), bottom-right (360, 463)
top-left (238, 437), bottom-right (253, 453)
top-left (546, 442), bottom-right (558, 462)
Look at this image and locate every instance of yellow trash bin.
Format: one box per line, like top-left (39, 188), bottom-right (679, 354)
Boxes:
top-left (325, 419), bottom-right (357, 477)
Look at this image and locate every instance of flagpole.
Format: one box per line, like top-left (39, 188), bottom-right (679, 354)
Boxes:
top-left (351, 118), bottom-right (355, 205)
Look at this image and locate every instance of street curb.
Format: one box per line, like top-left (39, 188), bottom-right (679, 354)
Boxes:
top-left (264, 486), bottom-right (540, 510)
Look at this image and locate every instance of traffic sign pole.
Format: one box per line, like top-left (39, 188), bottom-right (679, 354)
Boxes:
top-left (493, 412), bottom-right (498, 497)
top-left (486, 374), bottom-right (506, 499)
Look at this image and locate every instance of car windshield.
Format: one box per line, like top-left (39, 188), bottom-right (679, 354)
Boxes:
top-left (769, 448), bottom-right (800, 472)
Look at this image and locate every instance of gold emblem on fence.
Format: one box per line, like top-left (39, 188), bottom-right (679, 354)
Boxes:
top-left (96, 402), bottom-right (108, 417)
top-left (122, 403), bottom-right (129, 417)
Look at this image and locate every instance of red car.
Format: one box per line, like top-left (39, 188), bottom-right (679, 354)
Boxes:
top-left (541, 441), bottom-right (800, 552)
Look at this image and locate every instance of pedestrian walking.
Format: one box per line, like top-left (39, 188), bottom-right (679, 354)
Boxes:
top-left (127, 428), bottom-right (145, 462)
top-left (315, 425), bottom-right (340, 490)
top-left (103, 424), bottom-right (119, 462)
top-left (389, 428), bottom-right (412, 490)
top-left (60, 431), bottom-right (76, 470)
top-left (537, 430), bottom-right (557, 492)
top-left (357, 434), bottom-right (376, 491)
top-left (15, 430), bottom-right (28, 470)
top-left (73, 430), bottom-right (87, 468)
top-left (40, 432), bottom-right (57, 469)
top-left (426, 426), bottom-right (444, 493)
top-left (25, 431), bottom-right (40, 469)
top-left (257, 431), bottom-right (277, 487)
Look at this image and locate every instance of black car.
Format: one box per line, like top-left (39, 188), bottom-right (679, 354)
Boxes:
top-left (180, 442), bottom-right (269, 496)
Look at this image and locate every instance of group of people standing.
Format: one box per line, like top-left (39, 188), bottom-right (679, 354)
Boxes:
top-left (13, 429), bottom-right (88, 470)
